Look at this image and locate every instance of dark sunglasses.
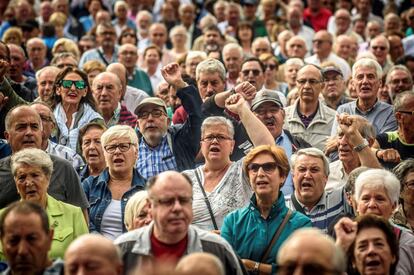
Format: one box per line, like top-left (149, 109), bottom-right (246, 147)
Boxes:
top-left (264, 64), bottom-right (277, 70)
top-left (242, 69), bottom-right (261, 76)
top-left (247, 162), bottom-right (278, 173)
top-left (60, 80), bottom-right (86, 89)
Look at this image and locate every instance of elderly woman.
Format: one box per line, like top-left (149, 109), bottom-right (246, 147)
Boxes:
top-left (82, 125), bottom-right (146, 240)
top-left (392, 159), bottom-right (414, 231)
top-left (52, 67), bottom-right (103, 151)
top-left (124, 190), bottom-right (152, 231)
top-left (221, 145), bottom-right (311, 274)
top-left (77, 122), bottom-right (107, 182)
top-left (335, 169), bottom-right (414, 275)
top-left (183, 94), bottom-right (275, 231)
top-left (348, 214), bottom-right (399, 275)
top-left (0, 148), bottom-right (88, 260)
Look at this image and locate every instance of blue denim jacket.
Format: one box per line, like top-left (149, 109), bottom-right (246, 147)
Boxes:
top-left (82, 168), bottom-right (146, 233)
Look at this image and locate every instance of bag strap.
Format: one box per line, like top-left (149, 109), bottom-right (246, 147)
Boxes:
top-left (97, 49), bottom-right (110, 66)
top-left (260, 209), bottom-right (292, 262)
top-left (194, 169), bottom-right (219, 230)
top-left (291, 193), bottom-right (306, 215)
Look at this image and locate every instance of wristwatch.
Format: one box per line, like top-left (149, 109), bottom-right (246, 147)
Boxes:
top-left (353, 139), bottom-right (369, 152)
top-left (252, 262), bottom-right (260, 275)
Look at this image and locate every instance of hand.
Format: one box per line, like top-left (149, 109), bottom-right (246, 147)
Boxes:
top-left (0, 59), bottom-right (9, 82)
top-left (337, 113), bottom-right (366, 147)
top-left (161, 63), bottom-right (187, 89)
top-left (234, 81), bottom-right (257, 101)
top-left (0, 92), bottom-right (8, 110)
top-left (377, 149), bottom-right (401, 163)
top-left (324, 136), bottom-right (339, 156)
top-left (225, 93), bottom-right (248, 115)
top-left (334, 217), bottom-right (357, 252)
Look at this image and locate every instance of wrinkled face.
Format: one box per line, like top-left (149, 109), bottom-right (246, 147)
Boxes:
top-left (284, 64), bottom-right (301, 86)
top-left (322, 71), bottom-right (345, 100)
top-left (401, 171), bottom-right (414, 208)
top-left (8, 47), bottom-right (25, 78)
top-left (1, 212), bottom-right (52, 275)
top-left (254, 102), bottom-right (285, 139)
top-left (370, 38), bottom-right (388, 65)
top-left (118, 45), bottom-right (138, 69)
top-left (57, 72), bottom-right (87, 107)
top-left (149, 175), bottom-right (193, 237)
top-left (30, 104), bottom-right (54, 142)
top-left (96, 27), bottom-right (116, 49)
top-left (356, 186), bottom-right (395, 219)
top-left (204, 30), bottom-right (221, 46)
top-left (296, 66), bottom-right (324, 104)
top-left (103, 137), bottom-right (137, 175)
top-left (185, 56), bottom-right (204, 79)
top-left (353, 227), bottom-right (396, 275)
top-left (15, 164), bottom-right (49, 204)
top-left (388, 70), bottom-right (412, 97)
top-left (396, 96), bottom-right (414, 139)
top-left (27, 42), bottom-right (46, 64)
top-left (352, 66), bottom-right (381, 102)
top-left (337, 130), bottom-right (359, 163)
top-left (223, 48), bottom-right (242, 76)
top-left (252, 41), bottom-right (271, 57)
top-left (196, 71), bottom-right (225, 101)
top-left (292, 155), bottom-right (327, 207)
top-left (287, 39), bottom-right (307, 58)
top-left (132, 201), bottom-right (152, 229)
top-left (92, 74), bottom-right (122, 115)
top-left (81, 127), bottom-right (105, 168)
top-left (144, 48), bottom-right (161, 67)
top-left (137, 105), bottom-right (169, 147)
top-left (200, 124), bottom-right (234, 163)
top-left (5, 108), bottom-right (42, 153)
top-left (240, 61), bottom-right (264, 91)
top-left (247, 153), bottom-right (285, 199)
top-left (150, 26), bottom-right (167, 48)
top-left (312, 32), bottom-right (332, 56)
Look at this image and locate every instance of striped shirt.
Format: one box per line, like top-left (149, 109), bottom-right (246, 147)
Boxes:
top-left (136, 135), bottom-right (178, 179)
top-left (285, 188), bottom-right (352, 233)
top-left (46, 141), bottom-right (85, 170)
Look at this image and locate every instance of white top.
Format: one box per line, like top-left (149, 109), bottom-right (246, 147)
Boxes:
top-left (183, 160), bottom-right (253, 231)
top-left (101, 199), bottom-right (123, 240)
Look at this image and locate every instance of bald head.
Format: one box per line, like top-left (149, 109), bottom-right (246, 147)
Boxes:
top-left (64, 234), bottom-right (123, 275)
top-left (176, 253), bottom-right (225, 275)
top-left (107, 63), bottom-right (127, 92)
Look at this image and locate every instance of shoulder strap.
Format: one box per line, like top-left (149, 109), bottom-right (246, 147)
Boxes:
top-left (261, 209), bottom-right (292, 262)
top-left (194, 169), bottom-right (219, 230)
top-left (291, 193), bottom-right (306, 215)
top-left (96, 49), bottom-right (110, 66)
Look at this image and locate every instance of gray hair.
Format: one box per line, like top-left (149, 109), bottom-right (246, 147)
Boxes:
top-left (186, 51), bottom-right (207, 63)
top-left (101, 125), bottom-right (138, 147)
top-left (222, 43), bottom-right (243, 58)
top-left (284, 58), bottom-right (305, 70)
top-left (291, 148), bottom-right (330, 176)
top-left (196, 58), bottom-right (226, 82)
top-left (386, 65), bottom-right (413, 85)
top-left (201, 116), bottom-right (234, 139)
top-left (286, 36), bottom-right (307, 51)
top-left (393, 91), bottom-right (414, 113)
top-left (354, 169), bottom-right (400, 205)
top-left (393, 159), bottom-right (414, 193)
top-left (136, 10), bottom-right (153, 23)
top-left (35, 66), bottom-right (60, 80)
top-left (352, 58), bottom-right (383, 79)
top-left (11, 148), bottom-right (53, 179)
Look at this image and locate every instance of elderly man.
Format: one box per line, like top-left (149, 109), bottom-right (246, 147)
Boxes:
top-left (118, 43), bottom-right (153, 96)
top-left (286, 36), bottom-right (308, 60)
top-left (195, 58), bottom-right (226, 102)
top-left (369, 35), bottom-right (393, 75)
top-left (284, 64), bottom-right (336, 151)
top-left (35, 66), bottom-right (60, 105)
top-left (285, 148), bottom-right (352, 232)
top-left (114, 171), bottom-right (244, 274)
top-left (64, 234), bottom-right (123, 275)
top-left (0, 201), bottom-right (63, 275)
top-left (0, 105), bottom-right (88, 209)
top-left (386, 65), bottom-right (413, 101)
top-left (331, 9), bottom-right (363, 43)
top-left (178, 3), bottom-right (202, 49)
top-left (277, 228), bottom-right (346, 275)
top-left (333, 58), bottom-right (397, 136)
top-left (287, 6), bottom-right (314, 53)
top-left (376, 91), bottom-right (414, 164)
top-left (305, 31), bottom-right (351, 81)
top-left (24, 38), bottom-right (48, 77)
top-left (387, 34), bottom-right (405, 64)
top-left (134, 63), bottom-right (202, 178)
top-left (92, 72), bottom-right (137, 128)
top-left (79, 23), bottom-right (117, 68)
top-left (222, 43), bottom-right (243, 90)
top-left (251, 37), bottom-right (272, 58)
top-left (333, 34), bottom-right (355, 66)
top-left (320, 65), bottom-right (352, 110)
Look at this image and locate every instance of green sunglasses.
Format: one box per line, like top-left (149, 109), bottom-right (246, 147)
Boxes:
top-left (60, 80), bottom-right (87, 89)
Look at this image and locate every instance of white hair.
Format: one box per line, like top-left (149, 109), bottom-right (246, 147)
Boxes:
top-left (352, 57), bottom-right (383, 79)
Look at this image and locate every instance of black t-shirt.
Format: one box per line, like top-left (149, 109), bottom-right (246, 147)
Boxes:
top-left (377, 131), bottom-right (414, 169)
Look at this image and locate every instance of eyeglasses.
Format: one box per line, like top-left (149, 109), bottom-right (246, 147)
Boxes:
top-left (264, 64), bottom-right (277, 71)
top-left (201, 135), bottom-right (232, 143)
top-left (57, 63), bottom-right (76, 69)
top-left (277, 263), bottom-right (340, 275)
top-left (247, 162), bottom-right (278, 173)
top-left (242, 69), bottom-right (261, 77)
top-left (104, 142), bottom-right (135, 153)
top-left (151, 196), bottom-right (193, 207)
top-left (138, 109), bottom-right (166, 119)
top-left (60, 80), bottom-right (86, 89)
top-left (398, 110), bottom-right (414, 115)
top-left (371, 46), bottom-right (387, 51)
top-left (39, 114), bottom-right (53, 123)
top-left (296, 78), bottom-right (322, 86)
top-left (312, 39), bottom-right (329, 44)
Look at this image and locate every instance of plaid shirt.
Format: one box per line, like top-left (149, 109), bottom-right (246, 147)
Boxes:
top-left (136, 135), bottom-right (178, 179)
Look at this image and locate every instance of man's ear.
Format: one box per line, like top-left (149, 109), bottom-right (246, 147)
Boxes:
top-left (4, 131), bottom-right (9, 142)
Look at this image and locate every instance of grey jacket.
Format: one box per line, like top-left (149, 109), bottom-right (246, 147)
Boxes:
top-left (114, 223), bottom-right (246, 275)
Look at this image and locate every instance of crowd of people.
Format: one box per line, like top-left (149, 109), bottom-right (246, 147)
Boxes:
top-left (0, 0), bottom-right (414, 274)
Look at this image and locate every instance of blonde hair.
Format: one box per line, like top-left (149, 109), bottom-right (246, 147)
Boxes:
top-left (49, 12), bottom-right (67, 26)
top-left (52, 38), bottom-right (81, 61)
top-left (2, 27), bottom-right (23, 45)
top-left (124, 191), bottom-right (149, 231)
